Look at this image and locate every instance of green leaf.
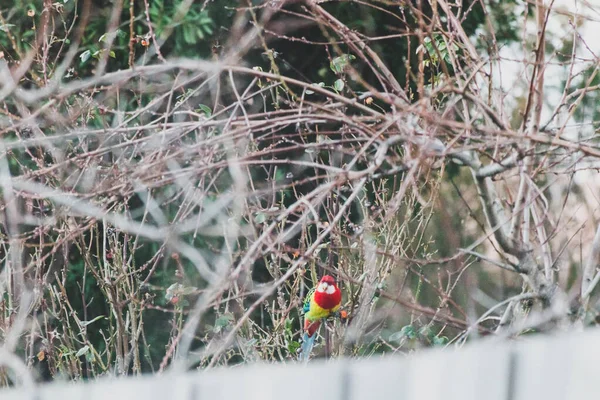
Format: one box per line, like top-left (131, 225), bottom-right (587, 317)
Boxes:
top-left (81, 315), bottom-right (105, 327)
top-left (432, 336), bottom-right (449, 346)
top-left (419, 326), bottom-right (432, 340)
top-left (165, 283), bottom-right (182, 301)
top-left (285, 317), bottom-right (293, 332)
top-left (305, 82), bottom-right (325, 95)
top-left (183, 27), bottom-right (195, 44)
top-left (274, 168), bottom-right (286, 181)
top-left (75, 345), bottom-right (89, 358)
top-left (165, 283), bottom-right (197, 301)
top-left (79, 50), bottom-right (91, 64)
top-left (85, 350), bottom-right (95, 362)
top-left (330, 54), bottom-right (355, 73)
top-left (99, 29), bottom-right (123, 43)
top-left (333, 79), bottom-right (345, 92)
top-left (214, 313), bottom-right (234, 333)
top-left (254, 212), bottom-right (266, 224)
top-left (215, 313), bottom-right (234, 328)
top-left (389, 324), bottom-right (417, 341)
top-left (196, 104), bottom-right (212, 117)
top-left (401, 325), bottom-right (417, 339)
top-left (59, 345), bottom-right (71, 357)
top-left (178, 298), bottom-right (190, 307)
top-left (0, 24), bottom-right (16, 32)
top-left (288, 341), bottom-right (301, 354)
top-left (179, 286), bottom-right (198, 296)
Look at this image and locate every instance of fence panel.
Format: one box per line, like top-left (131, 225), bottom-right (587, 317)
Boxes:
top-left (403, 341), bottom-right (511, 400)
top-left (2, 329), bottom-right (600, 400)
top-left (348, 356), bottom-right (408, 400)
top-left (193, 361), bottom-right (344, 400)
top-left (511, 329), bottom-right (600, 400)
top-left (512, 334), bottom-right (570, 400)
top-left (563, 330), bottom-right (600, 399)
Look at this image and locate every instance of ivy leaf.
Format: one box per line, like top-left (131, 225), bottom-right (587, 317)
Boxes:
top-left (215, 314), bottom-right (234, 328)
top-left (389, 324), bottom-right (417, 342)
top-left (179, 286), bottom-right (198, 296)
top-left (165, 283), bottom-right (198, 302)
top-left (305, 82), bottom-right (325, 95)
top-left (333, 79), bottom-right (345, 92)
top-left (401, 325), bottom-right (418, 339)
top-left (419, 326), bottom-right (432, 340)
top-left (433, 336), bottom-right (449, 346)
top-left (330, 54), bottom-right (355, 73)
top-left (214, 313), bottom-right (234, 333)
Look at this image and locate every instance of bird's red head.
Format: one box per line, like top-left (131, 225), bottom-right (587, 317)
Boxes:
top-left (314, 275), bottom-right (341, 310)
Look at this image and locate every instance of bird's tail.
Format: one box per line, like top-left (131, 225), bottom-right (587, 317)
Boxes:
top-left (299, 332), bottom-right (317, 362)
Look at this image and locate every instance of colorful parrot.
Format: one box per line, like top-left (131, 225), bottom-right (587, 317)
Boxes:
top-left (299, 275), bottom-right (342, 361)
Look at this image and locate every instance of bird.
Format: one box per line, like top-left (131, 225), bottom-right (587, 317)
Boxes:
top-left (299, 275), bottom-right (342, 361)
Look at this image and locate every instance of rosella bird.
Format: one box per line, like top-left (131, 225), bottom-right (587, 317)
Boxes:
top-left (299, 275), bottom-right (342, 361)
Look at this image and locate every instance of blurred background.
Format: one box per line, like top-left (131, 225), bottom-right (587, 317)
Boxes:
top-left (0, 0), bottom-right (599, 385)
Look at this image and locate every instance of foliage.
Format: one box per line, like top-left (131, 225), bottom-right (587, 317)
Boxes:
top-left (0, 0), bottom-right (599, 389)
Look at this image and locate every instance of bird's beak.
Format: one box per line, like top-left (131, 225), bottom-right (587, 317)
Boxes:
top-left (317, 281), bottom-right (329, 292)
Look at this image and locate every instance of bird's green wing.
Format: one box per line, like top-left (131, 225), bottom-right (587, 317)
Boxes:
top-left (302, 287), bottom-right (315, 314)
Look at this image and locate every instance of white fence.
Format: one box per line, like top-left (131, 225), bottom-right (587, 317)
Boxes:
top-left (3, 328), bottom-right (600, 400)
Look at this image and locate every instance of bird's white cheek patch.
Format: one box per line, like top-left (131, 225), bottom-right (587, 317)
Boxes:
top-left (317, 282), bottom-right (327, 292)
top-left (326, 285), bottom-right (336, 295)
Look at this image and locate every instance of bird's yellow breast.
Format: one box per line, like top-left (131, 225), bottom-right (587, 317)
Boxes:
top-left (306, 295), bottom-right (340, 321)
